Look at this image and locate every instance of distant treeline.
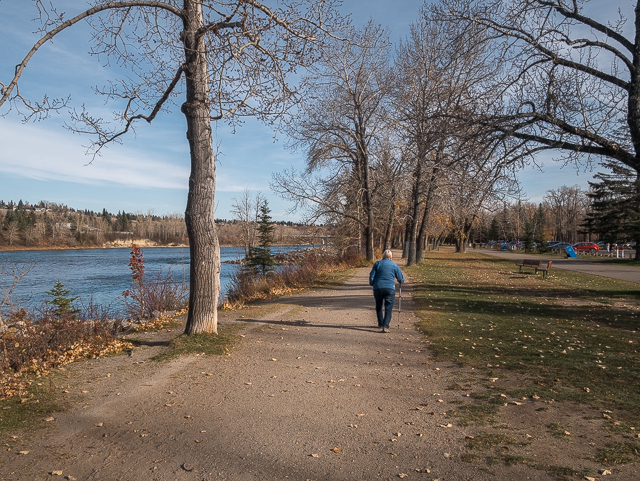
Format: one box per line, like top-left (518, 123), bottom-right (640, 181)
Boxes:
top-left (0, 200), bottom-right (325, 249)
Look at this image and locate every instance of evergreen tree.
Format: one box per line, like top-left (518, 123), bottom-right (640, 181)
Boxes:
top-left (46, 280), bottom-right (80, 319)
top-left (248, 200), bottom-right (276, 275)
top-left (584, 160), bottom-right (640, 255)
top-left (533, 204), bottom-right (548, 252)
top-left (489, 217), bottom-right (500, 240)
top-left (523, 222), bottom-right (534, 253)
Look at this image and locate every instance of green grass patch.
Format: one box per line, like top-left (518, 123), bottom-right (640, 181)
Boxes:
top-left (152, 324), bottom-right (246, 361)
top-left (408, 250), bottom-right (640, 417)
top-left (549, 422), bottom-right (571, 438)
top-left (596, 441), bottom-right (640, 465)
top-left (0, 376), bottom-right (66, 434)
top-left (543, 464), bottom-right (591, 480)
top-left (466, 432), bottom-right (518, 450)
top-left (448, 403), bottom-right (500, 426)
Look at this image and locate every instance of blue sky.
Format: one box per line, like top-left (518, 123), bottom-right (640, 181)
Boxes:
top-left (0, 0), bottom-right (603, 220)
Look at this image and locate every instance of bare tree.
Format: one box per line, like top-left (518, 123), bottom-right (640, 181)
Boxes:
top-left (435, 0), bottom-right (640, 257)
top-left (279, 21), bottom-right (392, 261)
top-left (0, 1), bottom-right (342, 333)
top-left (230, 189), bottom-right (264, 257)
top-left (394, 6), bottom-right (506, 263)
top-left (0, 258), bottom-right (34, 320)
top-left (544, 185), bottom-right (588, 243)
top-left (442, 139), bottom-right (519, 252)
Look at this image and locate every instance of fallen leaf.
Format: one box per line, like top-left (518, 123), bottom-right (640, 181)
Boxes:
top-left (332, 447), bottom-right (342, 453)
top-left (44, 417), bottom-right (54, 422)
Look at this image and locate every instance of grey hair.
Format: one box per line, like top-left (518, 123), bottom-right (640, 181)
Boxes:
top-left (382, 250), bottom-right (393, 259)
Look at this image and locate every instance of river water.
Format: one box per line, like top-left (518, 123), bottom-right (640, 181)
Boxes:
top-left (0, 245), bottom-right (306, 316)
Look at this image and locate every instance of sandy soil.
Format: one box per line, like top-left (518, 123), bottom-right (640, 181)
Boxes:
top-left (1, 262), bottom-right (638, 480)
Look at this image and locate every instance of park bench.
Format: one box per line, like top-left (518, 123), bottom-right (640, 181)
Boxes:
top-left (516, 259), bottom-right (541, 273)
top-left (535, 260), bottom-right (553, 279)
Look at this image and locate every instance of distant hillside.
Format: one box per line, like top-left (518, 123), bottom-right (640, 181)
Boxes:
top-left (0, 199), bottom-right (330, 249)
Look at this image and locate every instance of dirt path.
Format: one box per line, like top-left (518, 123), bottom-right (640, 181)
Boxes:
top-left (1, 262), bottom-right (637, 480)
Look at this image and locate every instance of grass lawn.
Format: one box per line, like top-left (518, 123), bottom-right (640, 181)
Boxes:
top-left (407, 250), bottom-right (640, 418)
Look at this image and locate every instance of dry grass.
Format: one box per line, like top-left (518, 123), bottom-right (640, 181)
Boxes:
top-left (0, 315), bottom-right (132, 400)
top-left (223, 251), bottom-right (368, 307)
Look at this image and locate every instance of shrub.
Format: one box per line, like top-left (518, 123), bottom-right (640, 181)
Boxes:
top-left (121, 244), bottom-right (188, 319)
top-left (223, 249), bottom-right (366, 307)
top-left (0, 313), bottom-right (131, 399)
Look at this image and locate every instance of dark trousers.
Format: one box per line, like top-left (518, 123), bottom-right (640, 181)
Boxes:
top-left (373, 288), bottom-right (395, 328)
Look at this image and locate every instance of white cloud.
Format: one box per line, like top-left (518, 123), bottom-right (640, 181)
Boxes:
top-left (0, 119), bottom-right (189, 190)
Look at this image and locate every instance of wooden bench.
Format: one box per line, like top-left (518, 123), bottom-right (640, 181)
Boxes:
top-left (516, 259), bottom-right (541, 273)
top-left (536, 260), bottom-right (553, 279)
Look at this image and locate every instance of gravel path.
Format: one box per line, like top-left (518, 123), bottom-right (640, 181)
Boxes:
top-left (3, 259), bottom-right (632, 480)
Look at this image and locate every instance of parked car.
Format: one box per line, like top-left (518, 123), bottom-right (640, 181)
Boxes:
top-left (548, 242), bottom-right (571, 254)
top-left (573, 242), bottom-right (599, 254)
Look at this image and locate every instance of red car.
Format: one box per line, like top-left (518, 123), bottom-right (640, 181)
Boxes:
top-left (573, 242), bottom-right (599, 254)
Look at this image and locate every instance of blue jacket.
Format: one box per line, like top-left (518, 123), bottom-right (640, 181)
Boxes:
top-left (369, 259), bottom-right (404, 290)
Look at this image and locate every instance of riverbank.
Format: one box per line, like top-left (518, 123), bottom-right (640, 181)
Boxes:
top-left (0, 239), bottom-right (186, 252)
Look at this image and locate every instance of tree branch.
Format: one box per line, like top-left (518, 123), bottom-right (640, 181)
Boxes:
top-left (0, 1), bottom-right (184, 110)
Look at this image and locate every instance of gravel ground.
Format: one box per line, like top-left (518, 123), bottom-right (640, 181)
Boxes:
top-left (1, 259), bottom-right (638, 480)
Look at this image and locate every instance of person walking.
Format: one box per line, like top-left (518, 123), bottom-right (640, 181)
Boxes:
top-left (369, 250), bottom-right (405, 333)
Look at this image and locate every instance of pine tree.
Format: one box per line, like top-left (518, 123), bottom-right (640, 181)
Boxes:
top-left (46, 280), bottom-right (80, 319)
top-left (248, 200), bottom-right (276, 275)
top-left (523, 222), bottom-right (534, 253)
top-left (533, 204), bottom-right (549, 252)
top-left (584, 160), bottom-right (640, 254)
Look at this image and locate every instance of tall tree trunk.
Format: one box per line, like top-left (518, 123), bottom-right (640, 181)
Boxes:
top-left (182, 1), bottom-right (220, 334)
top-left (402, 218), bottom-right (411, 258)
top-left (406, 161), bottom-right (423, 266)
top-left (383, 194), bottom-right (395, 251)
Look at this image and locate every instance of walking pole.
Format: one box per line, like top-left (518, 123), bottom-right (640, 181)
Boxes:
top-left (397, 284), bottom-right (402, 330)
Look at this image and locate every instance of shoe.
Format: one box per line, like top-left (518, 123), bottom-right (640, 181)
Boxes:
top-left (382, 327), bottom-right (389, 333)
